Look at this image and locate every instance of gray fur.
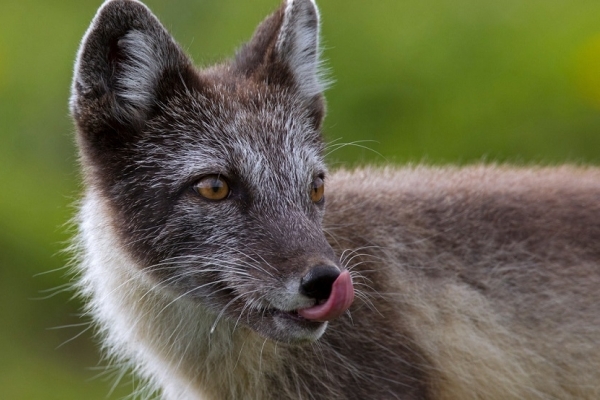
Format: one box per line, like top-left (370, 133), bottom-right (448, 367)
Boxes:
top-left (70, 0), bottom-right (600, 399)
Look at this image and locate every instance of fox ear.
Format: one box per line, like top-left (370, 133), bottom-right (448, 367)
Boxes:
top-left (235, 0), bottom-right (327, 102)
top-left (70, 0), bottom-right (192, 135)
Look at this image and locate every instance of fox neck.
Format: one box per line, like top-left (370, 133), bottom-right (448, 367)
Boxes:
top-left (78, 189), bottom-right (282, 399)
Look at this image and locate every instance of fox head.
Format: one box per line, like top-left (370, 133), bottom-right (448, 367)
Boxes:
top-left (70, 0), bottom-right (353, 343)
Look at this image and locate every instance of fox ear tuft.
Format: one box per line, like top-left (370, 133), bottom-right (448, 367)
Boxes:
top-left (235, 0), bottom-right (327, 101)
top-left (70, 0), bottom-right (192, 131)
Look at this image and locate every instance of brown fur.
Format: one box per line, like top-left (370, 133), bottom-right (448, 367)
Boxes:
top-left (325, 165), bottom-right (600, 399)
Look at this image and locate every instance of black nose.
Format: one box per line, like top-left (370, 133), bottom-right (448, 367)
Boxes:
top-left (300, 265), bottom-right (340, 301)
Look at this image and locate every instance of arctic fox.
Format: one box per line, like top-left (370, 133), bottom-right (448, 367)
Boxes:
top-left (69, 0), bottom-right (600, 399)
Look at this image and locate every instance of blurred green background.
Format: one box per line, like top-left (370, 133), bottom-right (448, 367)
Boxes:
top-left (1, 0), bottom-right (599, 398)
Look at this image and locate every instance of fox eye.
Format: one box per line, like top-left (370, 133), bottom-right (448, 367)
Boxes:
top-left (193, 175), bottom-right (230, 201)
top-left (310, 177), bottom-right (325, 203)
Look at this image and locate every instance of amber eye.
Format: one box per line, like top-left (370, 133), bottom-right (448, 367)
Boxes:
top-left (310, 177), bottom-right (325, 203)
top-left (193, 175), bottom-right (230, 201)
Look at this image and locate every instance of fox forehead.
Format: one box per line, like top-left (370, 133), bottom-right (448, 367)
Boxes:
top-left (136, 79), bottom-right (327, 196)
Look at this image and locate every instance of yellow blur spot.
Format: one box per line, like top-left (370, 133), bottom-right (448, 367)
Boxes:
top-left (575, 34), bottom-right (600, 109)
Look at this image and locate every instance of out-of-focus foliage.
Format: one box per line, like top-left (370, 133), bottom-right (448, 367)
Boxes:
top-left (0, 0), bottom-right (598, 398)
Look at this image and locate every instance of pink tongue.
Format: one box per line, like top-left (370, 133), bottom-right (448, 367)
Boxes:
top-left (298, 270), bottom-right (354, 322)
